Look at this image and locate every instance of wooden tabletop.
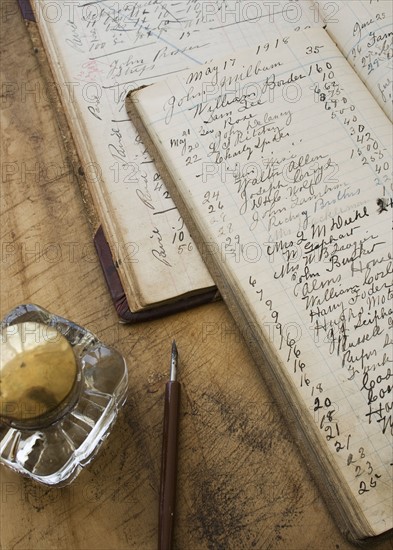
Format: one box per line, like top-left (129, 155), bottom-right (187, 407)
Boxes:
top-left (1, 3), bottom-right (392, 549)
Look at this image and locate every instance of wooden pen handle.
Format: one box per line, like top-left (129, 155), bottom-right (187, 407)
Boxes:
top-left (158, 380), bottom-right (180, 550)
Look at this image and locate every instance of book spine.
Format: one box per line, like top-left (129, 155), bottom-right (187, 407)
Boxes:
top-left (17, 0), bottom-right (35, 21)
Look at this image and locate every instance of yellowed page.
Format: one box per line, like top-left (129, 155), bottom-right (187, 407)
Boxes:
top-left (315, 0), bottom-right (393, 120)
top-left (32, 0), bottom-right (319, 309)
top-left (134, 28), bottom-right (392, 536)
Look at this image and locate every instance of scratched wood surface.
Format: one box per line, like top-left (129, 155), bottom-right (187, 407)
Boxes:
top-left (0, 3), bottom-right (392, 550)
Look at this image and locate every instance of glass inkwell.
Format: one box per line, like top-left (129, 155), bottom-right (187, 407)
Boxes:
top-left (0, 304), bottom-right (128, 486)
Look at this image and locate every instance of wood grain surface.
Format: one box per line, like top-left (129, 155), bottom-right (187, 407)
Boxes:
top-left (0, 2), bottom-right (392, 549)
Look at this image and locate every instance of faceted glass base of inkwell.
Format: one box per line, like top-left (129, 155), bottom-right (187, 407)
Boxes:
top-left (0, 304), bottom-right (128, 486)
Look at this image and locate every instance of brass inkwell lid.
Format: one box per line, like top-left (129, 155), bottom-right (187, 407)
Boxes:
top-left (0, 322), bottom-right (78, 428)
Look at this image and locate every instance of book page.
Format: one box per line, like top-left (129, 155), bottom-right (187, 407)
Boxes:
top-left (134, 28), bottom-right (392, 536)
top-left (315, 0), bottom-right (393, 120)
top-left (33, 0), bottom-right (319, 309)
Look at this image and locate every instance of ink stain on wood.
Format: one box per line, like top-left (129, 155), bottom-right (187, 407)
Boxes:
top-left (183, 388), bottom-right (307, 548)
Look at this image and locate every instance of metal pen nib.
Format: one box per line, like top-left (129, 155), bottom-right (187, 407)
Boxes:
top-left (170, 340), bottom-right (178, 382)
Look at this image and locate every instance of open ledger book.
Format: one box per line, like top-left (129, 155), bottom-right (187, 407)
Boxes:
top-left (129, 26), bottom-right (392, 541)
top-left (32, 0), bottom-right (391, 319)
